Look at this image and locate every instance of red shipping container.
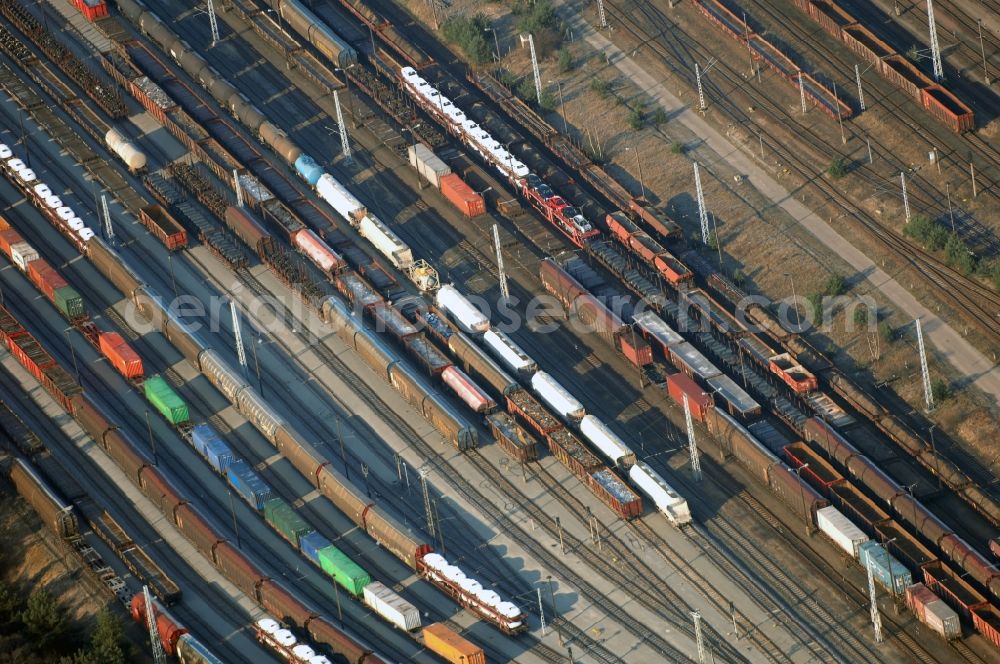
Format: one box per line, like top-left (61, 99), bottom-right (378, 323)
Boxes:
top-left (439, 173), bottom-right (485, 217)
top-left (72, 0), bottom-right (109, 21)
top-left (666, 373), bottom-right (712, 420)
top-left (99, 331), bottom-right (144, 379)
top-left (292, 228), bottom-right (344, 274)
top-left (0, 228), bottom-right (23, 256)
top-left (27, 260), bottom-right (67, 301)
top-left (617, 331), bottom-right (652, 367)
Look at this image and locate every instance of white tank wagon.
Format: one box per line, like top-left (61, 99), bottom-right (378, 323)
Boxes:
top-left (531, 371), bottom-right (584, 421)
top-left (580, 415), bottom-right (636, 467)
top-left (358, 214), bottom-right (413, 270)
top-left (482, 328), bottom-right (537, 375)
top-left (436, 284), bottom-right (489, 334)
top-left (105, 128), bottom-right (147, 172)
top-left (629, 462), bottom-right (691, 526)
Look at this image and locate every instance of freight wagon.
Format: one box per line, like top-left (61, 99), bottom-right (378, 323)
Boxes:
top-left (407, 143), bottom-right (485, 217)
top-left (0, 401), bottom-right (43, 455)
top-left (9, 459), bottom-right (78, 538)
top-left (486, 411), bottom-right (539, 462)
top-left (629, 461), bottom-right (691, 526)
top-left (906, 583), bottom-right (961, 640)
top-left (418, 554), bottom-right (526, 633)
top-left (422, 623), bottom-right (485, 664)
top-left (131, 595), bottom-right (224, 662)
top-left (139, 204), bottom-right (187, 250)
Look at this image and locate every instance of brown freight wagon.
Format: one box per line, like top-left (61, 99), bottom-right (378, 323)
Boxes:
top-left (808, 0), bottom-right (854, 38)
top-left (547, 427), bottom-right (603, 479)
top-left (404, 335), bottom-right (452, 375)
top-left (881, 55), bottom-right (928, 102)
top-left (487, 411), bottom-right (539, 463)
top-left (0, 401), bottom-right (43, 455)
top-left (921, 85), bottom-right (974, 133)
top-left (505, 386), bottom-right (562, 436)
top-left (923, 561), bottom-right (989, 620)
top-left (628, 198), bottom-right (680, 238)
top-left (9, 459), bottom-right (79, 538)
top-left (139, 204), bottom-right (187, 250)
top-left (972, 605), bottom-right (1000, 649)
top-left (767, 461), bottom-right (829, 523)
top-left (830, 482), bottom-right (891, 534)
top-left (589, 468), bottom-right (643, 519)
top-left (841, 25), bottom-right (894, 73)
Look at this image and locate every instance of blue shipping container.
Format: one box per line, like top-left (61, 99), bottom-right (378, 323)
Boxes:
top-left (859, 542), bottom-right (912, 594)
top-left (299, 531), bottom-right (333, 565)
top-left (205, 439), bottom-right (235, 474)
top-left (191, 424), bottom-right (220, 456)
top-left (294, 154), bottom-right (324, 186)
top-left (226, 460), bottom-right (272, 510)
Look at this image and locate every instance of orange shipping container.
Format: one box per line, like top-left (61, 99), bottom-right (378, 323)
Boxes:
top-left (99, 332), bottom-right (144, 379)
top-left (27, 260), bottom-right (67, 301)
top-left (439, 173), bottom-right (485, 217)
top-left (0, 228), bottom-right (23, 256)
top-left (0, 216), bottom-right (9, 231)
top-left (422, 623), bottom-right (485, 664)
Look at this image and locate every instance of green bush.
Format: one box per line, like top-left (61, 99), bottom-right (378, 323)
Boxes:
top-left (878, 321), bottom-right (894, 344)
top-left (904, 214), bottom-right (948, 251)
top-left (732, 269), bottom-right (746, 285)
top-left (827, 158), bottom-right (848, 178)
top-left (807, 293), bottom-right (824, 323)
top-left (944, 233), bottom-right (977, 274)
top-left (499, 69), bottom-right (519, 87)
top-left (931, 378), bottom-right (952, 402)
top-left (853, 307), bottom-right (868, 326)
top-left (670, 141), bottom-right (685, 155)
top-left (652, 107), bottom-right (668, 127)
top-left (557, 48), bottom-right (573, 73)
top-left (441, 14), bottom-right (493, 65)
top-left (516, 76), bottom-right (537, 101)
top-left (991, 262), bottom-right (1000, 292)
top-left (628, 108), bottom-right (643, 130)
top-left (824, 273), bottom-right (846, 296)
top-left (589, 78), bottom-right (612, 98)
top-left (22, 590), bottom-right (66, 649)
top-left (539, 91), bottom-right (557, 111)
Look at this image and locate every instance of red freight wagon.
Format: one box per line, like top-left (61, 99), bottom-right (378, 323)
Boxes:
top-left (292, 228), bottom-right (344, 274)
top-left (440, 173), bottom-right (485, 217)
top-left (99, 331), bottom-right (144, 379)
top-left (0, 228), bottom-right (23, 256)
top-left (139, 205), bottom-right (187, 250)
top-left (653, 251), bottom-right (693, 286)
top-left (972, 605), bottom-right (1000, 649)
top-left (923, 561), bottom-right (989, 620)
top-left (783, 442), bottom-right (844, 496)
top-left (505, 387), bottom-right (562, 436)
top-left (617, 331), bottom-right (652, 367)
top-left (606, 211), bottom-right (639, 244)
top-left (589, 468), bottom-right (643, 519)
top-left (627, 231), bottom-right (663, 264)
top-left (72, 0), bottom-right (109, 21)
top-left (666, 372), bottom-right (712, 420)
top-left (27, 259), bottom-right (67, 301)
top-left (921, 85), bottom-right (975, 133)
top-left (769, 353), bottom-right (818, 393)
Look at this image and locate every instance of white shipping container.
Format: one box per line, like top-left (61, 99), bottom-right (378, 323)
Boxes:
top-left (358, 214), bottom-right (413, 269)
top-left (56, 206), bottom-right (74, 221)
top-left (531, 371), bottom-right (585, 420)
top-left (436, 285), bottom-right (489, 333)
top-left (580, 415), bottom-right (635, 466)
top-left (316, 174), bottom-right (366, 224)
top-left (33, 183), bottom-right (51, 198)
top-left (924, 600), bottom-right (961, 640)
top-left (0, 144), bottom-right (10, 159)
top-left (483, 328), bottom-right (536, 374)
top-left (670, 342), bottom-right (722, 380)
top-left (10, 241), bottom-right (39, 271)
top-left (816, 506), bottom-right (868, 558)
top-left (629, 461), bottom-right (691, 526)
top-left (363, 581), bottom-right (421, 631)
top-left (633, 310), bottom-right (684, 347)
top-left (18, 169), bottom-right (35, 183)
top-left (407, 143), bottom-right (451, 188)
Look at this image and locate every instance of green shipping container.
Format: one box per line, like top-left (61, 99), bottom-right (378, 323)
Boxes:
top-left (317, 545), bottom-right (371, 596)
top-left (144, 375), bottom-right (189, 425)
top-left (53, 286), bottom-right (84, 318)
top-left (264, 498), bottom-right (313, 547)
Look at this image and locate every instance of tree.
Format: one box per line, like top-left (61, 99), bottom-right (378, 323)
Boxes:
top-left (931, 378), bottom-right (952, 402)
top-left (22, 590), bottom-right (66, 649)
top-left (441, 14), bottom-right (493, 65)
top-left (539, 91), bottom-right (557, 112)
top-left (944, 233), bottom-right (976, 274)
top-left (516, 76), bottom-right (536, 102)
top-left (88, 609), bottom-right (125, 664)
top-left (827, 158), bottom-right (848, 178)
top-left (0, 581), bottom-right (20, 623)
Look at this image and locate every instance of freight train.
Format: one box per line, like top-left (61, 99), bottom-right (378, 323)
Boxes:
top-left (254, 616), bottom-right (333, 664)
top-left (130, 594), bottom-right (224, 663)
top-left (790, 0), bottom-right (974, 131)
